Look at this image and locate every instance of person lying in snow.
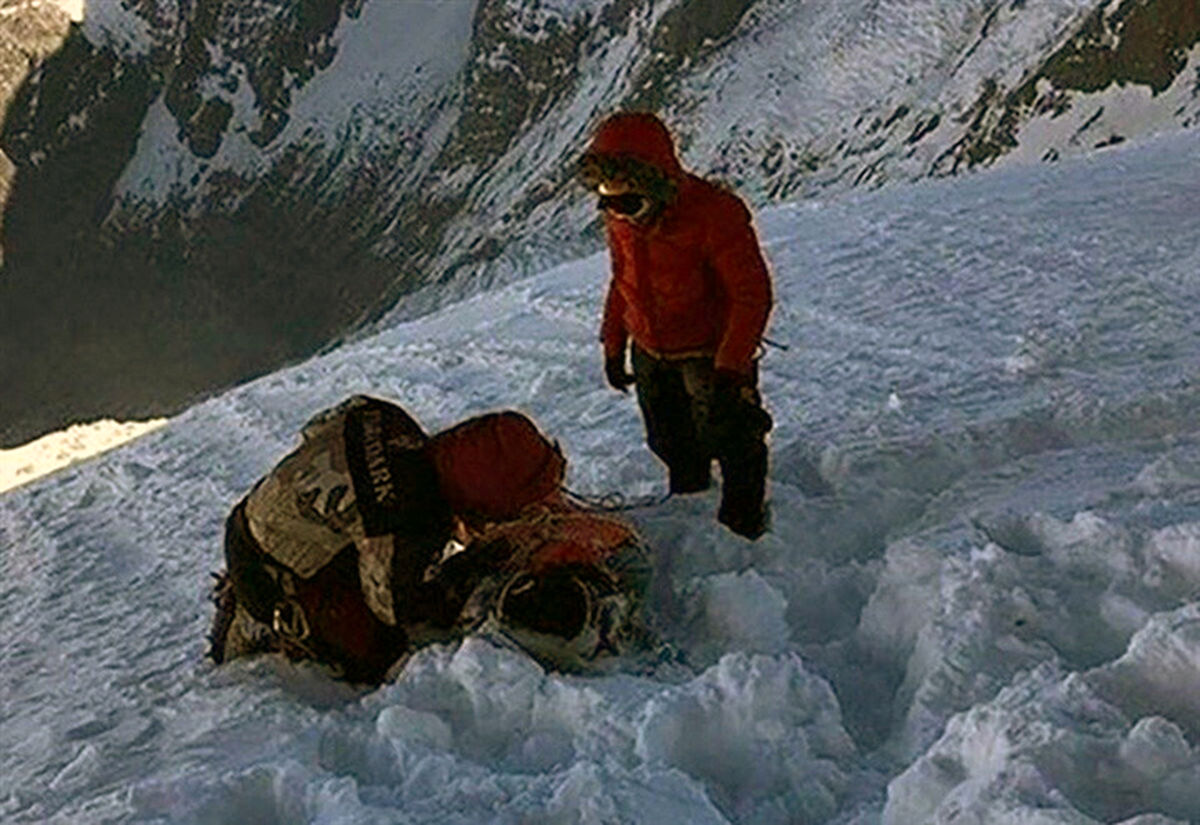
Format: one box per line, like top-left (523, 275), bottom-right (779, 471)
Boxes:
top-left (580, 111), bottom-right (775, 539)
top-left (207, 395), bottom-right (652, 684)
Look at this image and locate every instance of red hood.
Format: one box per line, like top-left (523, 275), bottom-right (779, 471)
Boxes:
top-left (588, 112), bottom-right (683, 179)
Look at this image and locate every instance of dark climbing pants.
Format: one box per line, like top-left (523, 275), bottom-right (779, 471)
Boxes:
top-left (631, 347), bottom-right (772, 532)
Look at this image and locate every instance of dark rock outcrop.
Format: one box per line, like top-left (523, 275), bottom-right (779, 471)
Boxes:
top-left (0, 0), bottom-right (75, 252)
top-left (942, 0), bottom-right (1200, 171)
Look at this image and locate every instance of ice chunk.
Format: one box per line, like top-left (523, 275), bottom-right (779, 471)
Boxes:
top-left (376, 705), bottom-right (452, 751)
top-left (680, 570), bottom-right (791, 660)
top-left (885, 662), bottom-right (1200, 825)
top-left (1143, 523), bottom-right (1200, 594)
top-left (636, 653), bottom-right (854, 824)
top-left (1134, 449), bottom-right (1200, 496)
top-left (1090, 604), bottom-right (1200, 740)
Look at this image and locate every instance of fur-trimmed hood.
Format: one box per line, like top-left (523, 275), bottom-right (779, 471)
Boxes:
top-left (587, 112), bottom-right (684, 179)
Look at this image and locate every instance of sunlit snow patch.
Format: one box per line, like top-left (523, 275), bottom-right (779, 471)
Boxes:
top-left (53, 0), bottom-right (84, 22)
top-left (0, 418), bottom-right (167, 494)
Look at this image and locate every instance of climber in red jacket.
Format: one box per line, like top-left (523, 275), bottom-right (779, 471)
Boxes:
top-left (580, 111), bottom-right (774, 539)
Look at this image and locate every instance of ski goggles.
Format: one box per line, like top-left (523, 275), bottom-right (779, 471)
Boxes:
top-left (578, 152), bottom-right (676, 206)
top-left (597, 192), bottom-right (651, 216)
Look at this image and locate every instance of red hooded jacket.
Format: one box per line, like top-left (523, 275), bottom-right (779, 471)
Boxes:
top-left (589, 113), bottom-right (772, 375)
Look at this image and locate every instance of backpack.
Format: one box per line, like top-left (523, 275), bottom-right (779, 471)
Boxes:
top-left (210, 400), bottom-right (651, 682)
top-left (425, 411), bottom-right (566, 523)
top-left (215, 395), bottom-right (452, 681)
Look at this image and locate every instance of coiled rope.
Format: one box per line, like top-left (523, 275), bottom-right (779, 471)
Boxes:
top-left (561, 487), bottom-right (673, 512)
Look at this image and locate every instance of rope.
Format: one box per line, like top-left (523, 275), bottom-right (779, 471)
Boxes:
top-left (562, 486), bottom-right (673, 512)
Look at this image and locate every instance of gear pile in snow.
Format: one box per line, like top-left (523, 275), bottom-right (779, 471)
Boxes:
top-left (208, 395), bottom-right (650, 683)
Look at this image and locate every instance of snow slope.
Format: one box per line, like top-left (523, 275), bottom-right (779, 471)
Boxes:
top-left (3, 129), bottom-right (1200, 824)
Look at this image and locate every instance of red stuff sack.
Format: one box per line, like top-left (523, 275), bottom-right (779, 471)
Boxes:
top-left (425, 411), bottom-right (566, 523)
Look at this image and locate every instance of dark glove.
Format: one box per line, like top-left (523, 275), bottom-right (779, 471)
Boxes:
top-left (714, 367), bottom-right (772, 435)
top-left (714, 367), bottom-right (752, 417)
top-left (714, 367), bottom-right (752, 391)
top-left (605, 354), bottom-right (635, 392)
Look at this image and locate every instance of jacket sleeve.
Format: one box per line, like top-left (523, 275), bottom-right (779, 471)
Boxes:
top-left (708, 196), bottom-right (772, 374)
top-left (600, 221), bottom-right (629, 358)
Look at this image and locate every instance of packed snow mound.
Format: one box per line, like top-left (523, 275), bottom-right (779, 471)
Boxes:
top-left (3, 130), bottom-right (1200, 823)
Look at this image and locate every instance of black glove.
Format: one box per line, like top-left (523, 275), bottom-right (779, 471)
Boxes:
top-left (714, 367), bottom-right (751, 417)
top-left (605, 354), bottom-right (635, 392)
top-left (714, 367), bottom-right (752, 391)
top-left (714, 367), bottom-right (773, 435)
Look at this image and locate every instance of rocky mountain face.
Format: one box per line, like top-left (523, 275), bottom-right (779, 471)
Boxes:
top-left (1, 0), bottom-right (1197, 446)
top-left (0, 0), bottom-right (76, 256)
